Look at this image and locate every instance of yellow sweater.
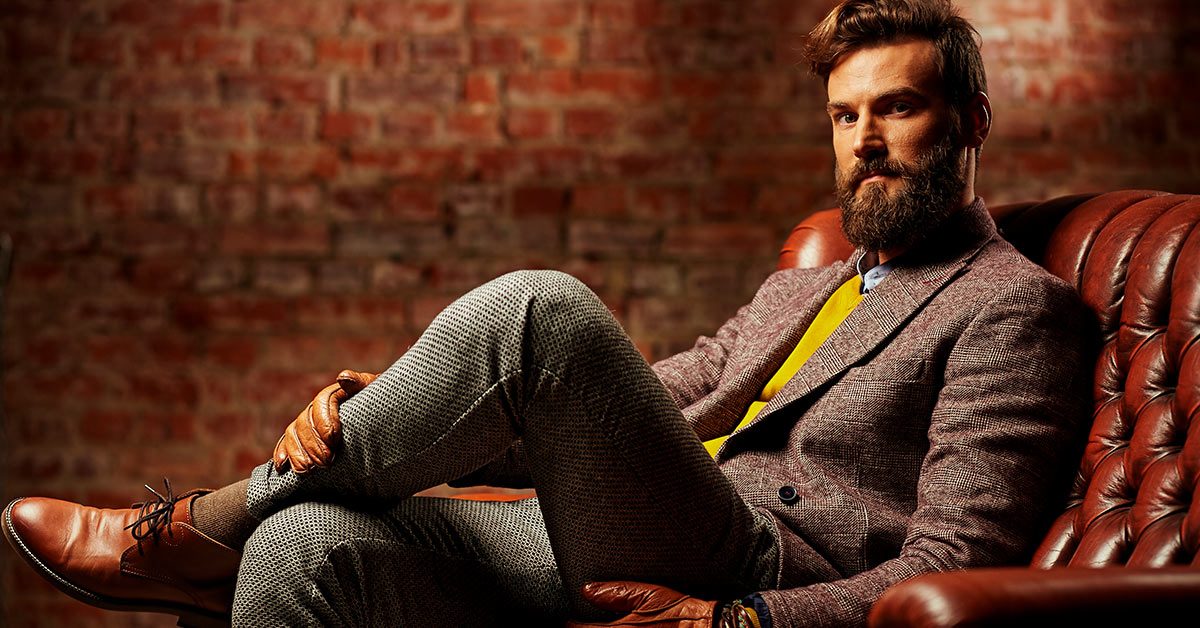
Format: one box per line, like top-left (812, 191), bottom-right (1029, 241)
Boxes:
top-left (703, 274), bottom-right (865, 456)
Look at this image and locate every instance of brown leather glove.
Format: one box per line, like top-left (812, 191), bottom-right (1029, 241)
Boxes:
top-left (567, 581), bottom-right (716, 627)
top-left (273, 369), bottom-right (377, 474)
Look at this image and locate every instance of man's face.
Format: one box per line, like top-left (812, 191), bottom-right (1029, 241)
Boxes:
top-left (825, 39), bottom-right (970, 254)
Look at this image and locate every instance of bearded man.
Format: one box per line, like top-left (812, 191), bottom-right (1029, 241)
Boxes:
top-left (3, 1), bottom-right (1092, 627)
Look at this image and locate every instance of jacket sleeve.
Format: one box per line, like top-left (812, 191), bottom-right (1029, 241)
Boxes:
top-left (650, 268), bottom-right (807, 415)
top-left (649, 303), bottom-right (752, 410)
top-left (759, 275), bottom-right (1095, 627)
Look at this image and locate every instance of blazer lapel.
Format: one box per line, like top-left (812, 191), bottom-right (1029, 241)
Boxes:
top-left (727, 262), bottom-right (857, 415)
top-left (736, 198), bottom-right (1001, 436)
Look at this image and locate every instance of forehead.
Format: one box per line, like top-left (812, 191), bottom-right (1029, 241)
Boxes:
top-left (826, 38), bottom-right (942, 104)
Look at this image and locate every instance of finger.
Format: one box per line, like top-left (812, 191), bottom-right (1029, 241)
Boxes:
top-left (309, 384), bottom-right (343, 441)
top-left (300, 402), bottom-right (335, 466)
top-left (580, 581), bottom-right (653, 613)
top-left (283, 421), bottom-right (314, 473)
top-left (278, 400), bottom-right (314, 472)
top-left (336, 369), bottom-right (377, 395)
top-left (273, 432), bottom-right (290, 472)
top-left (311, 384), bottom-right (346, 441)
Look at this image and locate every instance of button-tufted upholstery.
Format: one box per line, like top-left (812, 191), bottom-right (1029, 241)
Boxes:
top-left (777, 191), bottom-right (1200, 625)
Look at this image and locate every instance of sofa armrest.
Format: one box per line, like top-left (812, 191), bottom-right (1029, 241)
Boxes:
top-left (868, 567), bottom-right (1200, 627)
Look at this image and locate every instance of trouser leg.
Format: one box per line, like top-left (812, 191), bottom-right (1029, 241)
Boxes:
top-left (245, 270), bottom-right (779, 617)
top-left (233, 497), bottom-right (566, 627)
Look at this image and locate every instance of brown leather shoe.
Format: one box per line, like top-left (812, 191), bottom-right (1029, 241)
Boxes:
top-left (3, 480), bottom-right (240, 627)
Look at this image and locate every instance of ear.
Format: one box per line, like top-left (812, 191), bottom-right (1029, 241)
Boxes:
top-left (963, 91), bottom-right (992, 148)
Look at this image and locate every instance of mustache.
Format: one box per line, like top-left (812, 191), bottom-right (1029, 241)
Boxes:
top-left (844, 157), bottom-right (916, 188)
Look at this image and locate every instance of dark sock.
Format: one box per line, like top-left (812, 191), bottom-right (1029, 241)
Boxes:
top-left (190, 478), bottom-right (257, 550)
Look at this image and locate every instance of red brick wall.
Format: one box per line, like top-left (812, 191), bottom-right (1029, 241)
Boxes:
top-left (1, 1), bottom-right (1197, 624)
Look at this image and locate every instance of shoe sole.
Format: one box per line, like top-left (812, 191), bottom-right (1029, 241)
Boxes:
top-left (3, 498), bottom-right (230, 628)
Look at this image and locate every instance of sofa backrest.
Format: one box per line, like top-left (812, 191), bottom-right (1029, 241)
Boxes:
top-left (778, 190), bottom-right (1200, 568)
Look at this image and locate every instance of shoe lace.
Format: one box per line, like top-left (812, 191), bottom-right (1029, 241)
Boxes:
top-left (124, 478), bottom-right (184, 554)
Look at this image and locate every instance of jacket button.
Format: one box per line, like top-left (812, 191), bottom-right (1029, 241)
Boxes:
top-left (777, 485), bottom-right (799, 505)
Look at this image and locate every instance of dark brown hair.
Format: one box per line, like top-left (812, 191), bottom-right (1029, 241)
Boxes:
top-left (805, 0), bottom-right (987, 113)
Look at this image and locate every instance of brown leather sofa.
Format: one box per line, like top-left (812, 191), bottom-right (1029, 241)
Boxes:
top-left (781, 190), bottom-right (1200, 625)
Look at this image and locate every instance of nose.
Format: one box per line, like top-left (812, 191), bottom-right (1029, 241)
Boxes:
top-left (852, 113), bottom-right (886, 161)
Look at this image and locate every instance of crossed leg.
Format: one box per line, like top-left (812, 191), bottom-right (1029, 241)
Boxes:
top-left (236, 498), bottom-right (567, 626)
top-left (234, 271), bottom-right (779, 625)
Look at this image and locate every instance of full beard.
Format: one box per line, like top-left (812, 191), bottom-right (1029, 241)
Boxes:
top-left (835, 138), bottom-right (967, 253)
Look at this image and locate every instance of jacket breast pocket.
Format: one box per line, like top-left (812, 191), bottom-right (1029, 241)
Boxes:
top-left (817, 371), bottom-right (937, 433)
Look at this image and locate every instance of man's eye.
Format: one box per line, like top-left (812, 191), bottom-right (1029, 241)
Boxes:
top-left (889, 102), bottom-right (912, 114)
top-left (835, 113), bottom-right (857, 124)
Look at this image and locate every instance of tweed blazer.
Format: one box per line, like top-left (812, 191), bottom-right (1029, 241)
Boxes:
top-left (650, 199), bottom-right (1093, 627)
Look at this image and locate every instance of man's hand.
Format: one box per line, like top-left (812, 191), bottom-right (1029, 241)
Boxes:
top-left (567, 581), bottom-right (716, 627)
top-left (273, 369), bottom-right (377, 474)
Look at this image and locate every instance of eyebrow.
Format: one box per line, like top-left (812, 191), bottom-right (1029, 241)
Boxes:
top-left (825, 87), bottom-right (929, 114)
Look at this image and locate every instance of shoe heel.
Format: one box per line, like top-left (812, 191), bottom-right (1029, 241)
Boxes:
top-left (177, 611), bottom-right (229, 628)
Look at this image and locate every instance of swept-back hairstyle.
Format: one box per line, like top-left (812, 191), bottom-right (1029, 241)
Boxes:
top-left (805, 0), bottom-right (987, 135)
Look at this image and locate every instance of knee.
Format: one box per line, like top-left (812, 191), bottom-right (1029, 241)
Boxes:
top-left (495, 269), bottom-right (587, 296)
top-left (495, 270), bottom-right (606, 318)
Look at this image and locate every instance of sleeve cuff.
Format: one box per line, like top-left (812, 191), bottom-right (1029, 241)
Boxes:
top-left (744, 593), bottom-right (773, 628)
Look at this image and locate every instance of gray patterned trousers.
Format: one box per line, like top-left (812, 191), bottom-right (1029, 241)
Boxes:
top-left (233, 271), bottom-right (780, 626)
